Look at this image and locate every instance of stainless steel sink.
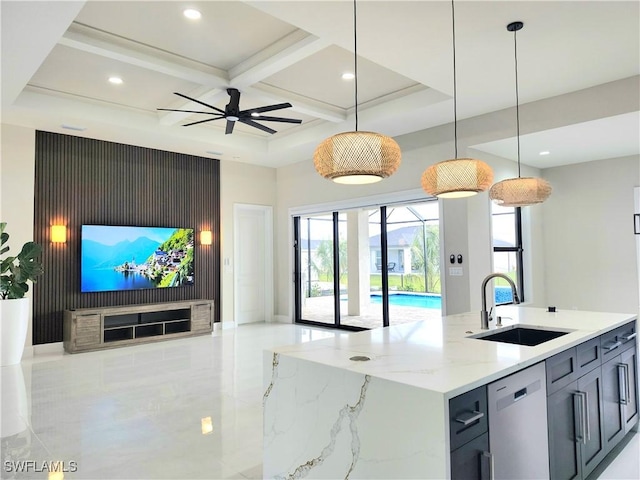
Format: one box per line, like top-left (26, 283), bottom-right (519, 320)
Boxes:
top-left (469, 325), bottom-right (572, 346)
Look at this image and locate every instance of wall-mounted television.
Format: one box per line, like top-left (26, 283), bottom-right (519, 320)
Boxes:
top-left (81, 225), bottom-right (194, 293)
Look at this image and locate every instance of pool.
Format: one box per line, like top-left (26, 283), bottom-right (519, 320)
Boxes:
top-left (370, 293), bottom-right (442, 309)
top-left (368, 286), bottom-right (514, 310)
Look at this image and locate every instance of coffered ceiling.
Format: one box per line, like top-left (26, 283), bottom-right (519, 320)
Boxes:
top-left (2, 1), bottom-right (639, 169)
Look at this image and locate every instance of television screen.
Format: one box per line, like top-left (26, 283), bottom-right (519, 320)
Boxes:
top-left (81, 225), bottom-right (194, 293)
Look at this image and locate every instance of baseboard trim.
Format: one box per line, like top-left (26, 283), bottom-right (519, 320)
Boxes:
top-left (33, 342), bottom-right (64, 356)
top-left (272, 315), bottom-right (291, 324)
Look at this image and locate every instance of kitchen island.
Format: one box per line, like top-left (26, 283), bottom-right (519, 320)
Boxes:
top-left (263, 307), bottom-right (637, 479)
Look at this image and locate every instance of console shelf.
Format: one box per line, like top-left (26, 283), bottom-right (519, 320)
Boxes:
top-left (63, 300), bottom-right (214, 353)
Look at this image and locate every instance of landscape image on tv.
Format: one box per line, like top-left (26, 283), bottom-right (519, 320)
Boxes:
top-left (81, 225), bottom-right (194, 293)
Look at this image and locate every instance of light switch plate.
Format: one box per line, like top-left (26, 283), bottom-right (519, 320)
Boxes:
top-left (449, 266), bottom-right (463, 276)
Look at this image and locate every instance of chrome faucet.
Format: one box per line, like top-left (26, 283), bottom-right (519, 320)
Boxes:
top-left (481, 273), bottom-right (520, 329)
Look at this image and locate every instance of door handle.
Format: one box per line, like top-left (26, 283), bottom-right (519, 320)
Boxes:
top-left (583, 391), bottom-right (591, 442)
top-left (618, 364), bottom-right (628, 405)
top-left (621, 332), bottom-right (637, 341)
top-left (573, 391), bottom-right (588, 444)
top-left (482, 451), bottom-right (494, 480)
top-left (604, 341), bottom-right (622, 351)
top-left (455, 410), bottom-right (485, 425)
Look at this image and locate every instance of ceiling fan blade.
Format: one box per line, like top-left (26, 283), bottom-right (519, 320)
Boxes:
top-left (158, 108), bottom-right (220, 115)
top-left (249, 115), bottom-right (302, 124)
top-left (241, 103), bottom-right (293, 115)
top-left (183, 117), bottom-right (224, 127)
top-left (239, 118), bottom-right (277, 134)
top-left (173, 92), bottom-right (226, 115)
top-left (225, 120), bottom-right (235, 135)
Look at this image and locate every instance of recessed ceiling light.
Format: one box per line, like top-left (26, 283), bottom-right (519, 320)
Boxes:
top-left (183, 8), bottom-right (201, 20)
top-left (108, 76), bottom-right (123, 85)
top-left (251, 112), bottom-right (260, 117)
top-left (539, 151), bottom-right (550, 156)
top-left (341, 72), bottom-right (355, 80)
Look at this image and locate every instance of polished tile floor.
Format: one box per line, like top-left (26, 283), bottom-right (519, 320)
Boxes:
top-left (1, 323), bottom-right (638, 479)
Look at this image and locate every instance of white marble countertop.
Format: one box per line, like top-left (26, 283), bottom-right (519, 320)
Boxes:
top-left (271, 307), bottom-right (637, 398)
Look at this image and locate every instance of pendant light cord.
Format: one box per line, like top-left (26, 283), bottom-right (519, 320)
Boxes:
top-left (451, 0), bottom-right (458, 158)
top-left (353, 0), bottom-right (359, 132)
top-left (513, 26), bottom-right (521, 177)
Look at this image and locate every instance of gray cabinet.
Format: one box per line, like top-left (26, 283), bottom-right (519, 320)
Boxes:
top-left (576, 367), bottom-right (606, 478)
top-left (602, 345), bottom-right (638, 453)
top-left (451, 433), bottom-right (490, 480)
top-left (449, 385), bottom-right (489, 480)
top-left (547, 321), bottom-right (638, 480)
top-left (64, 300), bottom-right (214, 353)
top-left (547, 366), bottom-right (605, 480)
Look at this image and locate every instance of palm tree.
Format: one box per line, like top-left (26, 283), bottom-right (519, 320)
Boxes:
top-left (312, 237), bottom-right (348, 283)
top-left (411, 225), bottom-right (440, 293)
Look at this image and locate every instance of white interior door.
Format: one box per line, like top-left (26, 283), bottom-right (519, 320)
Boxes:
top-left (234, 204), bottom-right (273, 324)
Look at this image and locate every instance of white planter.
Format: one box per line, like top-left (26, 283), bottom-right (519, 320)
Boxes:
top-left (0, 364), bottom-right (28, 437)
top-left (0, 297), bottom-right (30, 366)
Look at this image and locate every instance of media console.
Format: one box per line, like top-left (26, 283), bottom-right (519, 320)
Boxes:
top-left (63, 300), bottom-right (214, 353)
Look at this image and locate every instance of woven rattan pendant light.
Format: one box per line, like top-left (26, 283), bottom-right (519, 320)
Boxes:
top-left (421, 0), bottom-right (493, 198)
top-left (313, 0), bottom-right (401, 184)
top-left (489, 22), bottom-right (552, 207)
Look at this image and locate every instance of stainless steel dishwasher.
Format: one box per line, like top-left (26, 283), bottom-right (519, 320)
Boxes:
top-left (488, 361), bottom-right (549, 479)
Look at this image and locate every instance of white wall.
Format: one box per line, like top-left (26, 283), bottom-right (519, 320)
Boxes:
top-left (542, 155), bottom-right (640, 313)
top-left (220, 160), bottom-right (277, 324)
top-left (1, 124), bottom-right (36, 349)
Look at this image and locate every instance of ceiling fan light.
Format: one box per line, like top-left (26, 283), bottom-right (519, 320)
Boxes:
top-left (421, 158), bottom-right (494, 198)
top-left (489, 177), bottom-right (552, 207)
top-left (313, 131), bottom-right (401, 183)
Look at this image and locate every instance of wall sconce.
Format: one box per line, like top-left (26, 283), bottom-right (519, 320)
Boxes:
top-left (201, 416), bottom-right (213, 435)
top-left (51, 225), bottom-right (67, 243)
top-left (200, 230), bottom-right (212, 245)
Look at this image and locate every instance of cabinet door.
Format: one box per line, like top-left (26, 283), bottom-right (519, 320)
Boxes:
top-left (601, 355), bottom-right (625, 453)
top-left (73, 314), bottom-right (101, 349)
top-left (577, 367), bottom-right (606, 479)
top-left (547, 380), bottom-right (581, 480)
top-left (191, 302), bottom-right (213, 333)
top-left (621, 346), bottom-right (638, 433)
top-left (451, 433), bottom-right (490, 480)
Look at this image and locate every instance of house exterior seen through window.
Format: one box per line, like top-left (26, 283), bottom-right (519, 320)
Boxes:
top-left (491, 204), bottom-right (524, 304)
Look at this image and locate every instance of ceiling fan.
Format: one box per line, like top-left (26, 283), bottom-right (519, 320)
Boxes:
top-left (158, 88), bottom-right (302, 135)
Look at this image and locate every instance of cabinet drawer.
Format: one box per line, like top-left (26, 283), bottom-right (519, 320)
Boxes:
top-left (449, 385), bottom-right (488, 451)
top-left (577, 337), bottom-right (601, 377)
top-left (618, 322), bottom-right (637, 352)
top-left (601, 325), bottom-right (635, 361)
top-left (546, 347), bottom-right (578, 395)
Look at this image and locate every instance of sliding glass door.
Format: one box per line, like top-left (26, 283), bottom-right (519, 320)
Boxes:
top-left (294, 200), bottom-right (440, 330)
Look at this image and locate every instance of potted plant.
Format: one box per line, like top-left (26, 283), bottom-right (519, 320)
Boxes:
top-left (1, 222), bottom-right (43, 366)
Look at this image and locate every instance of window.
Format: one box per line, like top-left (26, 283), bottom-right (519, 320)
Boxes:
top-left (294, 200), bottom-right (441, 330)
top-left (491, 204), bottom-right (524, 304)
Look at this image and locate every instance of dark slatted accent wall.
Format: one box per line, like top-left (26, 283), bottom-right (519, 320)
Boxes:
top-left (33, 131), bottom-right (221, 345)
